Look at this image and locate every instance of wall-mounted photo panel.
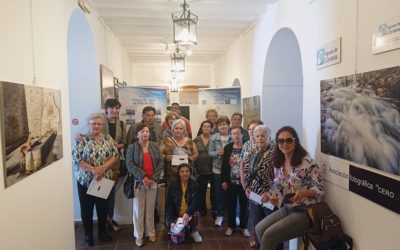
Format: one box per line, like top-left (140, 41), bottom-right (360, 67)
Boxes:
top-left (100, 64), bottom-right (115, 105)
top-left (0, 81), bottom-right (63, 188)
top-left (242, 95), bottom-right (260, 129)
top-left (320, 66), bottom-right (400, 176)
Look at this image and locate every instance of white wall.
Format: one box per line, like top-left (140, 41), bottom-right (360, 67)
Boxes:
top-left (0, 0), bottom-right (74, 249)
top-left (0, 0), bottom-right (133, 249)
top-left (132, 62), bottom-right (211, 87)
top-left (211, 29), bottom-right (253, 96)
top-left (212, 0), bottom-right (400, 249)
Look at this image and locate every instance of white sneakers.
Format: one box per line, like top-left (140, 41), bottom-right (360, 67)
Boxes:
top-left (190, 231), bottom-right (203, 243)
top-left (241, 228), bottom-right (251, 238)
top-left (214, 216), bottom-right (224, 226)
top-left (225, 227), bottom-right (251, 237)
top-left (225, 227), bottom-right (234, 236)
top-left (135, 238), bottom-right (143, 247)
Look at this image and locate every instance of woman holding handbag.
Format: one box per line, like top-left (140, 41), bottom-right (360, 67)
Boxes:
top-left (126, 124), bottom-right (163, 247)
top-left (255, 126), bottom-right (324, 250)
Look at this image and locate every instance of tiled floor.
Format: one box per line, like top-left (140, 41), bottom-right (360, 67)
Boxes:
top-left (75, 214), bottom-right (259, 250)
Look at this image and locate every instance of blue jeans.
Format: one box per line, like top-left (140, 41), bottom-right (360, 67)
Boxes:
top-left (251, 202), bottom-right (283, 250)
top-left (255, 205), bottom-right (310, 250)
top-left (212, 173), bottom-right (225, 217)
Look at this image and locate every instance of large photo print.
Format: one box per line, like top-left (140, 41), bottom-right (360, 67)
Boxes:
top-left (1, 81), bottom-right (63, 187)
top-left (320, 66), bottom-right (400, 176)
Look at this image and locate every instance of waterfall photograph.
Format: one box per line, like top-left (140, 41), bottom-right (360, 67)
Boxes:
top-left (321, 66), bottom-right (400, 176)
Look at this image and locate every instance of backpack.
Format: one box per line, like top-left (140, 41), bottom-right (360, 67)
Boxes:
top-left (305, 202), bottom-right (344, 248)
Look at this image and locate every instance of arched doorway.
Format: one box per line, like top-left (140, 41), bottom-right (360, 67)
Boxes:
top-left (232, 78), bottom-right (241, 87)
top-left (67, 9), bottom-right (100, 220)
top-left (262, 28), bottom-right (303, 138)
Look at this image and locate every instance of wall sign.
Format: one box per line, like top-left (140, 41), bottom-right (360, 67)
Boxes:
top-left (349, 165), bottom-right (400, 214)
top-left (316, 37), bottom-right (341, 69)
top-left (372, 15), bottom-right (400, 54)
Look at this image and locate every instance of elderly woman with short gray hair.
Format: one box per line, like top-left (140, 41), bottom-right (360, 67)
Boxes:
top-left (242, 125), bottom-right (283, 250)
top-left (72, 113), bottom-right (119, 246)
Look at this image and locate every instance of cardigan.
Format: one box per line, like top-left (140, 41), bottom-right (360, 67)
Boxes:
top-left (125, 141), bottom-right (163, 181)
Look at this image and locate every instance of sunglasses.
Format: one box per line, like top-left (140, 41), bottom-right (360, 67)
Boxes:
top-left (277, 138), bottom-right (296, 145)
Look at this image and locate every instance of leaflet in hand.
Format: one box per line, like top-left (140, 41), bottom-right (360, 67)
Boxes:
top-left (171, 155), bottom-right (188, 165)
top-left (86, 178), bottom-right (114, 199)
top-left (249, 191), bottom-right (275, 211)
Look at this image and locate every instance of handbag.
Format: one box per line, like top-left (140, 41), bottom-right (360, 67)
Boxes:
top-left (123, 174), bottom-right (135, 199)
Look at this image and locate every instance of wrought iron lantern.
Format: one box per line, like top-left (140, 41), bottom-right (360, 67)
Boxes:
top-left (172, 0), bottom-right (198, 46)
top-left (170, 47), bottom-right (185, 72)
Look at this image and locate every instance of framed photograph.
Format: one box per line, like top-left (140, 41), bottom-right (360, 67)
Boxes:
top-left (0, 81), bottom-right (63, 188)
top-left (100, 64), bottom-right (115, 105)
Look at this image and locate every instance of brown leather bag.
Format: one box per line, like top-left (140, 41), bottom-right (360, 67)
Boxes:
top-left (305, 202), bottom-right (343, 246)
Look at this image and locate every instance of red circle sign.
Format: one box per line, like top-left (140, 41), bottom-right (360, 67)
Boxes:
top-left (72, 119), bottom-right (79, 125)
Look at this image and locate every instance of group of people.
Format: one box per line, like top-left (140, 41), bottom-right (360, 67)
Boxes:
top-left (72, 100), bottom-right (324, 250)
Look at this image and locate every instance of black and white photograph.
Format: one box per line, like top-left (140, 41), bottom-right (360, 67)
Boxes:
top-left (321, 66), bottom-right (400, 176)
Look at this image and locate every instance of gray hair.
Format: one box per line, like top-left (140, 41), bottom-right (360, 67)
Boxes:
top-left (171, 119), bottom-right (187, 134)
top-left (87, 113), bottom-right (105, 125)
top-left (253, 125), bottom-right (271, 139)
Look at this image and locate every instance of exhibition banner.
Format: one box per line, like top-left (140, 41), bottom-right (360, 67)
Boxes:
top-left (118, 86), bottom-right (167, 128)
top-left (349, 165), bottom-right (400, 214)
top-left (198, 87), bottom-right (241, 119)
top-left (372, 15), bottom-right (400, 54)
top-left (316, 37), bottom-right (341, 69)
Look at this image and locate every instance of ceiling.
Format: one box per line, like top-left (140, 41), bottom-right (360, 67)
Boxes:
top-left (90, 0), bottom-right (275, 64)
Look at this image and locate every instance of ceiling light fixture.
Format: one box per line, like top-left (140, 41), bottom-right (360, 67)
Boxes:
top-left (170, 76), bottom-right (180, 92)
top-left (172, 0), bottom-right (198, 46)
top-left (170, 46), bottom-right (185, 72)
top-left (185, 47), bottom-right (192, 56)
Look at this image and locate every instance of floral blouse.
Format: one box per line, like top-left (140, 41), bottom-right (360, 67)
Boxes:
top-left (240, 140), bottom-right (257, 166)
top-left (72, 133), bottom-right (119, 187)
top-left (273, 155), bottom-right (324, 207)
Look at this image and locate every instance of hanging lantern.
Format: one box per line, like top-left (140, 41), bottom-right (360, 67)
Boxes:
top-left (170, 47), bottom-right (185, 72)
top-left (172, 0), bottom-right (198, 46)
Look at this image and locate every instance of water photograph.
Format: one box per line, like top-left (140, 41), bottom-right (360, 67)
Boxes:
top-left (320, 66), bottom-right (400, 176)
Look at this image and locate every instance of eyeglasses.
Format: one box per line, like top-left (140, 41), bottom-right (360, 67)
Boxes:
top-left (277, 138), bottom-right (296, 145)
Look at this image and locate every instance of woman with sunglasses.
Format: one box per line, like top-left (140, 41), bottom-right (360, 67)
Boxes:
top-left (255, 126), bottom-right (324, 250)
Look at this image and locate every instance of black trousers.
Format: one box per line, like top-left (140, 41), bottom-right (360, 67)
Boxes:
top-left (226, 183), bottom-right (249, 229)
top-left (77, 182), bottom-right (108, 236)
top-left (197, 174), bottom-right (213, 215)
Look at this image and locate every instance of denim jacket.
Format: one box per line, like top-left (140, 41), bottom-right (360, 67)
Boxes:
top-left (208, 133), bottom-right (232, 174)
top-left (126, 141), bottom-right (163, 181)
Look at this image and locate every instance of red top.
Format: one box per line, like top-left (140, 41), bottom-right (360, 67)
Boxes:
top-left (143, 152), bottom-right (154, 178)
